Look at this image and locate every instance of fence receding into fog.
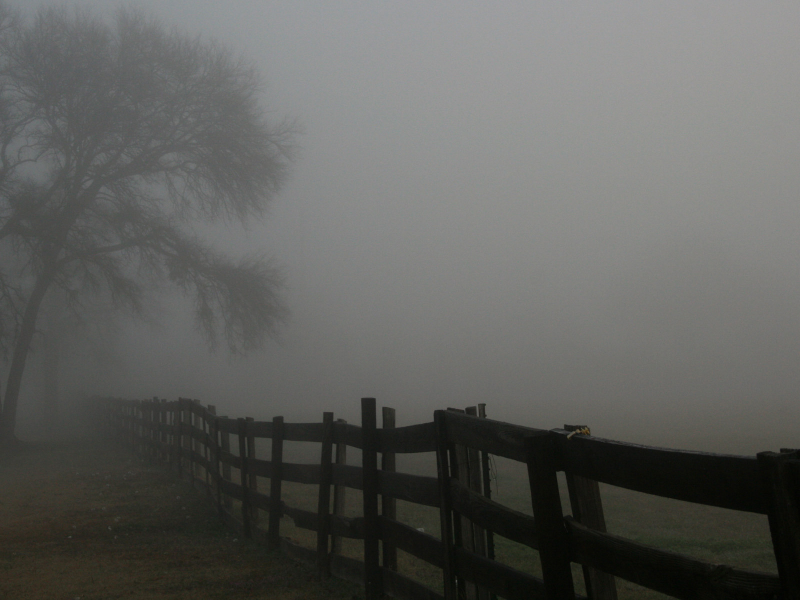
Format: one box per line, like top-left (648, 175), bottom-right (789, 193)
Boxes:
top-left (100, 397), bottom-right (799, 600)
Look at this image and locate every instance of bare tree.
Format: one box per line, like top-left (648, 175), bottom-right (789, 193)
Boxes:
top-left (0, 3), bottom-right (294, 444)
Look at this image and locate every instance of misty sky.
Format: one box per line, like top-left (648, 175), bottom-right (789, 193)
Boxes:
top-left (19, 1), bottom-right (800, 452)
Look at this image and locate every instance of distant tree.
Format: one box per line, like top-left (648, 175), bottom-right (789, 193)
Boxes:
top-left (0, 3), bottom-right (294, 444)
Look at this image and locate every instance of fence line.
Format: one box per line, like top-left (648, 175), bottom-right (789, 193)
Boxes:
top-left (98, 397), bottom-right (798, 600)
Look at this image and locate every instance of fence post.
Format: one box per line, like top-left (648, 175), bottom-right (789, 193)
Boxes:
top-left (140, 399), bottom-right (148, 457)
top-left (477, 404), bottom-right (495, 564)
top-left (135, 401), bottom-right (140, 452)
top-left (331, 418), bottom-right (348, 556)
top-left (144, 399), bottom-right (152, 460)
top-left (448, 408), bottom-right (471, 600)
top-left (149, 397), bottom-right (157, 461)
top-left (268, 415), bottom-right (284, 550)
top-left (525, 431), bottom-right (575, 600)
top-left (238, 418), bottom-right (251, 538)
top-left (465, 406), bottom-right (489, 600)
top-left (317, 411), bottom-right (335, 579)
top-left (133, 401), bottom-right (138, 450)
top-left (434, 410), bottom-right (457, 600)
top-left (182, 398), bottom-right (192, 479)
top-left (208, 406), bottom-right (222, 514)
top-left (191, 399), bottom-right (202, 487)
top-left (176, 399), bottom-right (182, 473)
top-left (138, 400), bottom-right (145, 455)
top-left (129, 402), bottom-right (134, 448)
top-left (173, 400), bottom-right (182, 477)
top-left (207, 405), bottom-right (217, 498)
top-left (758, 450), bottom-right (800, 597)
top-left (220, 416), bottom-right (233, 512)
top-left (159, 399), bottom-right (167, 462)
top-left (563, 424), bottom-right (618, 600)
top-left (171, 400), bottom-right (178, 467)
top-left (246, 416), bottom-right (258, 524)
top-left (122, 402), bottom-right (128, 445)
top-left (362, 398), bottom-right (382, 599)
top-left (147, 398), bottom-right (154, 460)
top-left (132, 400), bottom-right (139, 455)
top-left (123, 402), bottom-right (129, 447)
top-left (381, 406), bottom-right (398, 572)
top-left (150, 398), bottom-right (158, 461)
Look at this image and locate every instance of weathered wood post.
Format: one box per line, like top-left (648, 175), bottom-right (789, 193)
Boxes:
top-left (191, 399), bottom-right (202, 487)
top-left (122, 402), bottom-right (129, 446)
top-left (758, 449), bottom-right (800, 598)
top-left (173, 400), bottom-right (183, 476)
top-left (381, 406), bottom-right (398, 572)
top-left (122, 402), bottom-right (127, 444)
top-left (434, 410), bottom-right (457, 600)
top-left (563, 424), bottom-right (617, 600)
top-left (238, 418), bottom-right (252, 538)
top-left (130, 401), bottom-right (136, 449)
top-left (133, 400), bottom-right (141, 455)
top-left (317, 411), bottom-right (335, 579)
top-left (180, 398), bottom-right (188, 479)
top-left (362, 398), bottom-right (382, 599)
top-left (159, 398), bottom-right (168, 462)
top-left (140, 399), bottom-right (147, 457)
top-left (182, 398), bottom-right (192, 478)
top-left (220, 416), bottom-right (233, 511)
top-left (208, 405), bottom-right (222, 512)
top-left (331, 418), bottom-right (348, 556)
top-left (246, 416), bottom-right (258, 524)
top-left (448, 407), bottom-right (472, 600)
top-left (132, 401), bottom-right (137, 450)
top-left (526, 431), bottom-right (575, 600)
top-left (180, 399), bottom-right (188, 477)
top-left (477, 404), bottom-right (495, 563)
top-left (147, 398), bottom-right (154, 459)
top-left (135, 400), bottom-right (140, 451)
top-left (447, 408), bottom-right (478, 600)
top-left (465, 406), bottom-right (489, 600)
top-left (206, 405), bottom-right (216, 498)
top-left (268, 415), bottom-right (284, 550)
top-left (149, 397), bottom-right (157, 461)
top-left (170, 400), bottom-right (178, 466)
top-left (132, 400), bottom-right (137, 450)
top-left (153, 398), bottom-right (160, 459)
top-left (144, 399), bottom-right (152, 460)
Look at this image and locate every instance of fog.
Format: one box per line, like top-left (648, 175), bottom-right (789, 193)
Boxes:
top-left (17, 2), bottom-right (800, 453)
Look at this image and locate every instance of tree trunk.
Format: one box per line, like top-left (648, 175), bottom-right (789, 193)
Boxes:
top-left (0, 270), bottom-right (54, 445)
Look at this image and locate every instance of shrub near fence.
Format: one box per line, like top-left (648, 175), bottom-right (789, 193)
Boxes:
top-left (101, 397), bottom-right (800, 600)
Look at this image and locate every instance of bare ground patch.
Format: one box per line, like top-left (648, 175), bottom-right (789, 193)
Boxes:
top-left (0, 438), bottom-right (361, 600)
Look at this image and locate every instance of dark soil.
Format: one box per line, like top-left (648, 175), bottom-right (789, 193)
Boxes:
top-left (0, 438), bottom-right (361, 600)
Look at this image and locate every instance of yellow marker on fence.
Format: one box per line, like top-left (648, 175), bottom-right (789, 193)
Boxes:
top-left (566, 427), bottom-right (591, 439)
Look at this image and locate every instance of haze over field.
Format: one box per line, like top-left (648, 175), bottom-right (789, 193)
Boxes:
top-left (15, 2), bottom-right (800, 453)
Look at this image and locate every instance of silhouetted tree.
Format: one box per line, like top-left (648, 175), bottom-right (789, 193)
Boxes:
top-left (0, 3), bottom-right (293, 444)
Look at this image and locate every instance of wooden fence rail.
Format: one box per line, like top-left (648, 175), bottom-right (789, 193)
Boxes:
top-left (97, 397), bottom-right (798, 600)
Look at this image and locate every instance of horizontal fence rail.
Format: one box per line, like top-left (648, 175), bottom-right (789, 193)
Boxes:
top-left (97, 396), bottom-right (798, 600)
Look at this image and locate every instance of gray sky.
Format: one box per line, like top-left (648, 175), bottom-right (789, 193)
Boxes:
top-left (22, 1), bottom-right (800, 451)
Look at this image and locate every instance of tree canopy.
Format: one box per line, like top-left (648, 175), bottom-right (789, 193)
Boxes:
top-left (0, 2), bottom-right (294, 443)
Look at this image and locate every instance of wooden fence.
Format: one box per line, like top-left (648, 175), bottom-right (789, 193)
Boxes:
top-left (100, 397), bottom-right (799, 600)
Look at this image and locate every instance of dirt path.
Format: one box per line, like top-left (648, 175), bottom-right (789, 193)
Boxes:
top-left (0, 438), bottom-right (360, 600)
